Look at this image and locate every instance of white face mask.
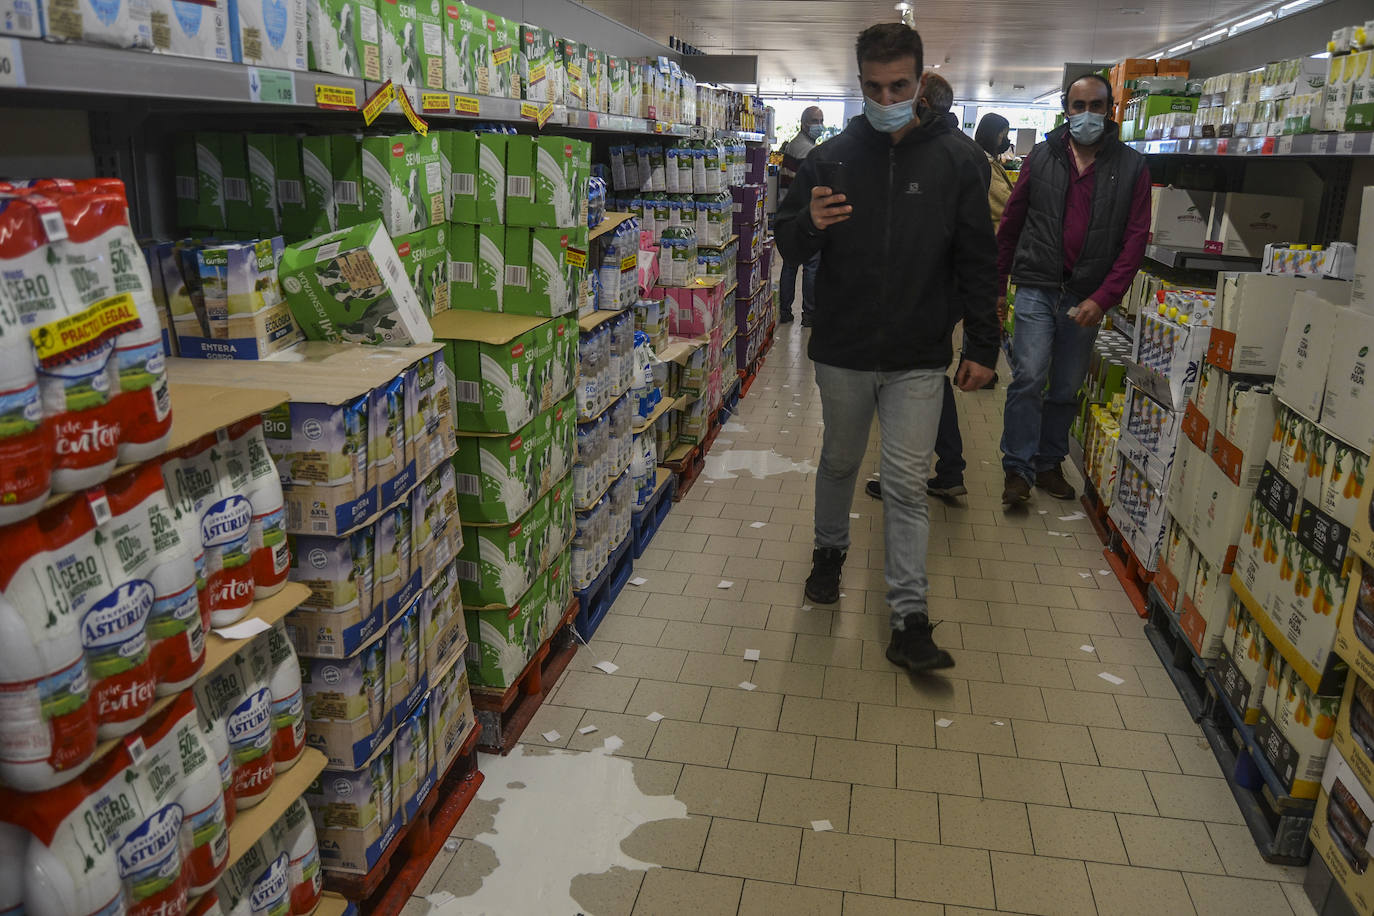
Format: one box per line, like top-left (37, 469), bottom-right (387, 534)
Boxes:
top-left (864, 96), bottom-right (914, 133)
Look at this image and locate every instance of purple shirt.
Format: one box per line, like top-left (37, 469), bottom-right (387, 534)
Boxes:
top-left (997, 133), bottom-right (1152, 310)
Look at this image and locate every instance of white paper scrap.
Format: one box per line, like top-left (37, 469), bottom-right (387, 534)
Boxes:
top-left (646, 712), bottom-right (664, 723)
top-left (577, 725), bottom-right (598, 735)
top-left (743, 649), bottom-right (761, 661)
top-left (1059, 512), bottom-right (1086, 522)
top-left (1080, 645), bottom-right (1096, 653)
top-left (541, 730), bottom-right (562, 742)
top-left (811, 820), bottom-right (833, 832)
top-left (849, 513), bottom-right (860, 519)
top-left (718, 580), bottom-right (734, 589)
top-left (802, 604), bottom-right (813, 611)
top-left (630, 577), bottom-right (648, 586)
top-left (993, 721), bottom-right (1005, 727)
top-left (936, 718), bottom-right (953, 728)
top-left (1038, 510), bottom-right (1048, 515)
top-left (213, 618), bottom-right (273, 640)
top-left (1099, 569), bottom-right (1111, 575)
top-left (739, 681), bottom-right (757, 691)
top-left (1098, 672), bottom-right (1126, 686)
top-left (1079, 572), bottom-right (1092, 579)
top-left (594, 661), bottom-right (620, 675)
top-left (750, 521), bottom-right (767, 528)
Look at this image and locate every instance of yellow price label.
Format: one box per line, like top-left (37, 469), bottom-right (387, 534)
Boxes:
top-left (620, 255), bottom-right (638, 272)
top-left (32, 292), bottom-right (140, 367)
top-left (565, 249), bottom-right (588, 269)
top-left (529, 63), bottom-right (546, 84)
top-left (421, 92), bottom-right (451, 113)
top-left (454, 95), bottom-right (480, 115)
top-left (537, 102), bottom-right (554, 128)
top-left (568, 64), bottom-right (583, 80)
top-left (520, 102), bottom-right (538, 120)
top-left (396, 87), bottom-right (429, 135)
top-left (362, 80), bottom-right (395, 126)
top-left (314, 83), bottom-right (358, 110)
top-left (492, 45), bottom-right (512, 66)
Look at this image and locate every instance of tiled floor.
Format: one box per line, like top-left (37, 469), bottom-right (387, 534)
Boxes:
top-left (413, 323), bottom-right (1317, 915)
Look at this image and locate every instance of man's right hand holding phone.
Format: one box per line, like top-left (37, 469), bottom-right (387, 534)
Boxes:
top-left (809, 186), bottom-right (851, 230)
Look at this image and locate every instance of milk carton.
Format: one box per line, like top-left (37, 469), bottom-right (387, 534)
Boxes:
top-left (300, 638), bottom-right (391, 768)
top-left (228, 0), bottom-right (307, 70)
top-left (376, 0), bottom-right (418, 88)
top-left (464, 574), bottom-right (544, 687)
top-left (444, 129), bottom-right (479, 224)
top-left (150, 0), bottom-right (231, 59)
top-left (360, 132), bottom-right (445, 236)
top-left (441, 0), bottom-right (485, 95)
top-left (329, 133), bottom-right (366, 229)
top-left (520, 23), bottom-right (557, 104)
top-left (306, 0), bottom-right (366, 76)
top-left (1, 0), bottom-right (41, 35)
top-left (289, 525), bottom-right (380, 648)
top-left (503, 226), bottom-right (584, 317)
top-left (457, 496), bottom-right (549, 606)
top-left (41, 0), bottom-right (152, 46)
top-left (393, 224), bottom-right (449, 317)
top-left (301, 135), bottom-right (337, 237)
top-left (412, 0), bottom-right (443, 90)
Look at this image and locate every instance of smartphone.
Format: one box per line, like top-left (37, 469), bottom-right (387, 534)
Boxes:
top-left (814, 159), bottom-right (848, 198)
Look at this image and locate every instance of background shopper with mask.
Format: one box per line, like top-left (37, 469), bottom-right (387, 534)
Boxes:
top-left (995, 73), bottom-right (1151, 508)
top-left (975, 112), bottom-right (1016, 226)
top-left (777, 107), bottom-right (825, 325)
top-left (776, 23), bottom-right (999, 673)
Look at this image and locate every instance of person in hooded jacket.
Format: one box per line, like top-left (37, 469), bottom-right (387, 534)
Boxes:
top-left (975, 113), bottom-right (1017, 227)
top-left (776, 22), bottom-right (998, 673)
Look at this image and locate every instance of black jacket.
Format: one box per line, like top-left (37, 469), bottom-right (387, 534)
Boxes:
top-left (776, 109), bottom-right (1000, 372)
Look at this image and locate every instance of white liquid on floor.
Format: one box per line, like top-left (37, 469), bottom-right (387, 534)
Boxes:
top-left (431, 741), bottom-right (687, 915)
top-left (703, 448), bottom-right (817, 481)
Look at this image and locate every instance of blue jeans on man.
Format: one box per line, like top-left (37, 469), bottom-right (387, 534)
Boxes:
top-left (1000, 286), bottom-right (1099, 484)
top-left (780, 252), bottom-right (819, 322)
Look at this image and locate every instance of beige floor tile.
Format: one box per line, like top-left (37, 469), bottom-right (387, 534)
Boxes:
top-left (1168, 732), bottom-right (1222, 778)
top-left (1013, 581), bottom-right (1077, 608)
top-left (938, 794), bottom-right (1033, 853)
top-left (1072, 586), bottom-right (1137, 613)
top-left (620, 814), bottom-right (711, 869)
top-left (658, 620), bottom-right (733, 654)
top-left (567, 711), bottom-right (660, 757)
top-left (751, 659), bottom-right (828, 697)
top-left (596, 615), bottom-right (669, 647)
top-left (1089, 726), bottom-right (1182, 773)
top-left (991, 851), bottom-right (1096, 916)
top-left (731, 727), bottom-right (817, 777)
top-left (550, 670), bottom-right (638, 713)
top-left (1283, 880), bottom-right (1320, 916)
top-left (675, 764), bottom-right (767, 819)
top-left (831, 612), bottom-right (892, 643)
top-left (521, 704), bottom-right (585, 748)
top-left (625, 678), bottom-right (709, 722)
top-left (738, 880), bottom-right (844, 916)
top-left (1205, 822), bottom-right (1308, 882)
top-left (703, 598), bottom-right (774, 630)
top-left (954, 577), bottom-right (1017, 603)
top-left (812, 736), bottom-right (897, 787)
top-left (1042, 686), bottom-right (1126, 728)
top-left (1086, 862), bottom-right (1197, 916)
top-left (926, 596), bottom-right (993, 626)
top-left (960, 623), bottom-right (1030, 655)
top-left (978, 754), bottom-right (1068, 806)
top-left (823, 667), bottom-right (898, 705)
top-left (678, 651), bottom-right (759, 688)
top-left (638, 594), bottom-right (708, 621)
top-left (702, 686), bottom-right (785, 731)
top-left (793, 634), bottom-right (864, 668)
top-left (1116, 813), bottom-right (1225, 873)
top-left (570, 866), bottom-right (643, 916)
top-left (849, 784), bottom-right (939, 842)
top-left (933, 714), bottom-right (1017, 756)
top-left (780, 695), bottom-right (859, 739)
top-left (758, 774), bottom-right (852, 831)
top-left (798, 830), bottom-right (895, 896)
top-left (1050, 607), bottom-right (1124, 636)
top-left (977, 557), bottom-right (1040, 583)
top-left (1182, 873), bottom-right (1297, 915)
top-left (1010, 719), bottom-right (1099, 765)
top-left (769, 606), bottom-right (837, 636)
top-left (855, 704), bottom-right (934, 747)
top-left (635, 759), bottom-right (694, 797)
top-left (895, 674), bottom-right (973, 714)
top-left (1061, 763), bottom-right (1158, 815)
top-left (1027, 802), bottom-right (1127, 863)
top-left (968, 680), bottom-right (1046, 720)
top-left (1025, 628), bottom-right (1101, 660)
top-left (940, 647), bottom-right (1003, 684)
top-left (667, 551), bottom-right (730, 575)
top-left (996, 653), bottom-right (1075, 689)
top-left (699, 817), bottom-right (803, 884)
top-left (841, 893), bottom-right (942, 915)
top-left (632, 867), bottom-right (742, 916)
top-left (610, 644), bottom-right (688, 680)
top-left (727, 627), bottom-right (798, 661)
top-left (897, 745), bottom-right (982, 797)
top-left (1065, 658), bottom-right (1147, 696)
top-left (1145, 771), bottom-right (1245, 824)
top-left (893, 841), bottom-right (995, 908)
top-left (647, 719), bottom-right (737, 768)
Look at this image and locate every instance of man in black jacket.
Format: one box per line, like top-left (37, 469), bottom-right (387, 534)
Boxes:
top-left (776, 23), bottom-right (999, 673)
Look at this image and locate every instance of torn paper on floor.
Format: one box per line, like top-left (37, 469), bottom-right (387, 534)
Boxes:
top-left (630, 577), bottom-right (648, 586)
top-left (1081, 645), bottom-right (1096, 653)
top-left (750, 521), bottom-right (767, 528)
top-left (542, 730), bottom-right (562, 742)
top-left (594, 661), bottom-right (620, 675)
top-left (1098, 672), bottom-right (1126, 685)
top-left (811, 820), bottom-right (834, 832)
top-left (739, 681), bottom-right (757, 691)
top-left (936, 718), bottom-right (953, 728)
top-left (1058, 512), bottom-right (1087, 522)
top-left (743, 649), bottom-right (761, 661)
top-left (718, 580), bottom-right (734, 589)
top-left (646, 712), bottom-right (664, 723)
top-left (578, 726), bottom-right (598, 735)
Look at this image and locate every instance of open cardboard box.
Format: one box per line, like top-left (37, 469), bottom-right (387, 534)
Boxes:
top-left (1333, 665), bottom-right (1374, 801)
top-left (1309, 748), bottom-right (1374, 911)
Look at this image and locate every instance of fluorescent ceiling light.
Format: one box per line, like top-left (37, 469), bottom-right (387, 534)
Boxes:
top-left (1034, 90), bottom-right (1059, 104)
top-left (1278, 0), bottom-right (1321, 12)
top-left (1228, 11), bottom-right (1274, 34)
top-left (1196, 28), bottom-right (1227, 42)
top-left (1312, 50), bottom-right (1332, 57)
top-left (1167, 42), bottom-right (1193, 54)
top-left (1148, 50), bottom-right (1164, 59)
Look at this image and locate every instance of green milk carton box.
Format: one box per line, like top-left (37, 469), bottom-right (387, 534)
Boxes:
top-left (442, 0), bottom-right (482, 94)
top-left (301, 135), bottom-right (337, 236)
top-left (215, 133), bottom-right (254, 233)
top-left (608, 54), bottom-right (629, 115)
top-left (307, 0), bottom-right (363, 77)
top-left (435, 312), bottom-right (548, 432)
top-left (547, 324), bottom-right (576, 414)
top-left (464, 573), bottom-right (545, 688)
top-left (491, 15), bottom-right (518, 98)
top-left (358, 0), bottom-right (382, 79)
top-left (506, 135), bottom-right (589, 229)
top-left (519, 23), bottom-right (556, 104)
top-left (470, 223), bottom-right (504, 312)
top-left (475, 132), bottom-right (506, 225)
top-left (445, 130), bottom-right (478, 223)
top-left (329, 134), bottom-right (367, 229)
top-left (413, 0), bottom-right (444, 90)
top-left (452, 412), bottom-right (547, 524)
top-left (360, 132), bottom-right (445, 236)
top-left (457, 495), bottom-right (549, 606)
top-left (274, 135), bottom-right (312, 241)
top-left (392, 225), bottom-right (448, 317)
top-left (586, 47), bottom-right (603, 112)
top-left (174, 133), bottom-right (224, 231)
top-left (447, 222), bottom-right (478, 308)
top-left (377, 0), bottom-right (419, 88)
top-left (245, 133), bottom-right (280, 236)
top-left (278, 220), bottom-right (435, 345)
top-left (503, 226), bottom-right (585, 318)
top-left (560, 38), bottom-right (586, 109)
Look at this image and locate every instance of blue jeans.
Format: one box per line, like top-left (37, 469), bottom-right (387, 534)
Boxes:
top-left (814, 362), bottom-right (944, 630)
top-left (934, 376), bottom-right (966, 485)
top-left (779, 252), bottom-right (819, 318)
top-left (1000, 286), bottom-right (1099, 483)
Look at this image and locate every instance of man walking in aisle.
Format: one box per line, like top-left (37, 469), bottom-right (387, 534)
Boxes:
top-left (777, 106), bottom-right (825, 326)
top-left (776, 24), bottom-right (999, 672)
top-left (997, 73), bottom-right (1150, 508)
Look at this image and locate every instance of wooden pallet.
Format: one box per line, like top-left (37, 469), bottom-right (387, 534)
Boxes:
top-left (324, 724), bottom-right (485, 914)
top-left (470, 597), bottom-right (580, 755)
top-left (1102, 514), bottom-right (1153, 619)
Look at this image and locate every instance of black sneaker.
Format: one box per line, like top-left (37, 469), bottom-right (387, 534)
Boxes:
top-left (1002, 472), bottom-right (1031, 507)
top-left (886, 619), bottom-right (955, 672)
top-left (779, 312), bottom-right (794, 324)
top-left (927, 480), bottom-right (967, 498)
top-left (1035, 467), bottom-right (1076, 500)
top-left (865, 479), bottom-right (882, 499)
top-left (801, 315), bottom-right (814, 328)
top-left (804, 547), bottom-right (845, 605)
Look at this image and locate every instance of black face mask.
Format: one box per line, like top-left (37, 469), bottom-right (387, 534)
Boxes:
top-left (996, 138), bottom-right (1012, 154)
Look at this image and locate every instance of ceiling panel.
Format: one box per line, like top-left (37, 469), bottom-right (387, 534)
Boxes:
top-left (583, 0), bottom-right (1270, 101)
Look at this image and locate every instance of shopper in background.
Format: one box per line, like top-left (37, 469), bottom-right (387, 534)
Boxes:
top-left (863, 71), bottom-right (983, 505)
top-left (776, 23), bottom-right (999, 673)
top-left (777, 106), bottom-right (825, 326)
top-left (996, 73), bottom-right (1150, 508)
top-left (975, 112), bottom-right (1016, 226)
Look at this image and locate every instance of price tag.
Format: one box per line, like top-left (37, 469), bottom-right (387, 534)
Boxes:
top-left (28, 195), bottom-right (67, 241)
top-left (454, 95), bottom-right (480, 116)
top-left (565, 249), bottom-right (587, 269)
top-left (315, 83), bottom-right (358, 110)
top-left (248, 67), bottom-right (296, 104)
top-left (537, 102), bottom-right (554, 128)
top-left (0, 38), bottom-right (26, 88)
top-left (1311, 134), bottom-right (1331, 155)
top-left (520, 101), bottom-right (538, 121)
top-left (529, 63), bottom-right (546, 84)
top-left (1277, 135), bottom-right (1294, 156)
top-left (124, 735), bottom-right (147, 766)
top-left (1338, 133), bottom-right (1357, 156)
top-left (395, 86), bottom-right (429, 135)
top-left (363, 80), bottom-right (396, 126)
top-left (619, 255), bottom-right (637, 272)
top-left (421, 92), bottom-right (450, 113)
top-left (87, 487), bottom-right (112, 526)
top-left (492, 45), bottom-right (512, 66)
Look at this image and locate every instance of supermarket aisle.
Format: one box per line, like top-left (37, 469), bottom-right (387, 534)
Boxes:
top-left (418, 322), bottom-right (1316, 916)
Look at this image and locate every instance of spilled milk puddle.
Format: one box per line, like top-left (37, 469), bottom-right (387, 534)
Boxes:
top-left (430, 741), bottom-right (688, 915)
top-left (703, 448), bottom-right (817, 481)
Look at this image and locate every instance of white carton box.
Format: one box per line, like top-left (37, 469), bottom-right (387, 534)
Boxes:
top-left (1205, 192), bottom-right (1304, 258)
top-left (41, 0), bottom-right (152, 45)
top-left (1354, 186), bottom-right (1374, 314)
top-left (1321, 306), bottom-right (1374, 456)
top-left (1, 0), bottom-right (41, 35)
top-left (1216, 272), bottom-right (1353, 376)
top-left (1275, 292), bottom-right (1342, 423)
top-left (149, 0), bottom-right (231, 59)
top-left (229, 0), bottom-right (307, 70)
top-left (1149, 186), bottom-right (1212, 250)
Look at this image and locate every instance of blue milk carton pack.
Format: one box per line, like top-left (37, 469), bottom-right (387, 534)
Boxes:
top-left (150, 0), bottom-right (232, 60)
top-left (41, 0), bottom-right (152, 45)
top-left (229, 0), bottom-right (307, 69)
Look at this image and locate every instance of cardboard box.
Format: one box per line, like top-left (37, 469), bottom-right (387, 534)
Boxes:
top-left (150, 0), bottom-right (231, 60)
top-left (560, 38), bottom-right (587, 109)
top-left (412, 0), bottom-right (443, 90)
top-left (491, 15), bottom-right (518, 98)
top-left (1275, 292), bottom-right (1342, 423)
top-left (1148, 186), bottom-right (1211, 249)
top-left (464, 573), bottom-right (546, 688)
top-left (376, 0), bottom-right (417, 87)
top-left (245, 133), bottom-right (280, 236)
top-left (279, 219), bottom-right (434, 346)
top-left (173, 133), bottom-right (225, 231)
top-left (360, 133), bottom-right (445, 237)
top-left (301, 636), bottom-right (387, 721)
top-left (1335, 560), bottom-right (1374, 684)
top-left (1350, 477), bottom-right (1374, 569)
top-left (393, 225), bottom-right (449, 317)
top-left (393, 694), bottom-right (435, 823)
top-left (311, 759), bottom-right (403, 872)
top-left (519, 22), bottom-right (557, 104)
top-left (442, 0), bottom-right (484, 94)
top-left (44, 0), bottom-right (151, 45)
top-left (329, 134), bottom-right (366, 229)
top-left (502, 226), bottom-right (585, 318)
top-left (452, 399), bottom-right (561, 524)
top-left (386, 599), bottom-right (426, 715)
top-left (1334, 669), bottom-right (1374, 800)
top-left (274, 135), bottom-right (312, 241)
top-left (302, 664), bottom-right (394, 767)
top-left (1354, 186), bottom-right (1374, 313)
top-left (446, 221), bottom-right (478, 308)
top-left (216, 133), bottom-right (254, 233)
top-left (434, 311), bottom-right (575, 433)
top-left (1255, 664), bottom-right (1338, 799)
top-left (1205, 192), bottom-right (1304, 258)
top-left (505, 135), bottom-right (590, 229)
top-left (475, 133), bottom-right (507, 225)
top-left (1309, 749), bottom-right (1374, 912)
top-left (444, 130), bottom-right (478, 224)
top-left (306, 0), bottom-right (368, 77)
top-left (1215, 273), bottom-right (1353, 376)
top-left (300, 135), bottom-right (336, 238)
top-left (429, 656), bottom-right (475, 775)
top-left (1, 0), bottom-right (41, 36)
top-left (229, 0), bottom-right (307, 69)
top-left (457, 497), bottom-right (549, 606)
top-left (1321, 307), bottom-right (1374, 455)
top-left (307, 743), bottom-right (393, 831)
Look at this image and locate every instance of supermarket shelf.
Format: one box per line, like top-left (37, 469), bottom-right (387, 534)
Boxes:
top-left (1128, 132), bottom-right (1374, 158)
top-left (576, 466), bottom-right (628, 513)
top-left (699, 234), bottom-right (739, 251)
top-left (589, 211), bottom-right (636, 243)
top-left (226, 748), bottom-right (329, 871)
top-left (723, 324), bottom-right (739, 348)
top-left (202, 583), bottom-right (312, 681)
top-left (576, 391), bottom-right (627, 426)
top-left (664, 441), bottom-right (695, 463)
top-left (317, 893), bottom-right (351, 916)
top-left (1145, 244), bottom-right (1260, 272)
top-left (632, 395), bottom-right (674, 434)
